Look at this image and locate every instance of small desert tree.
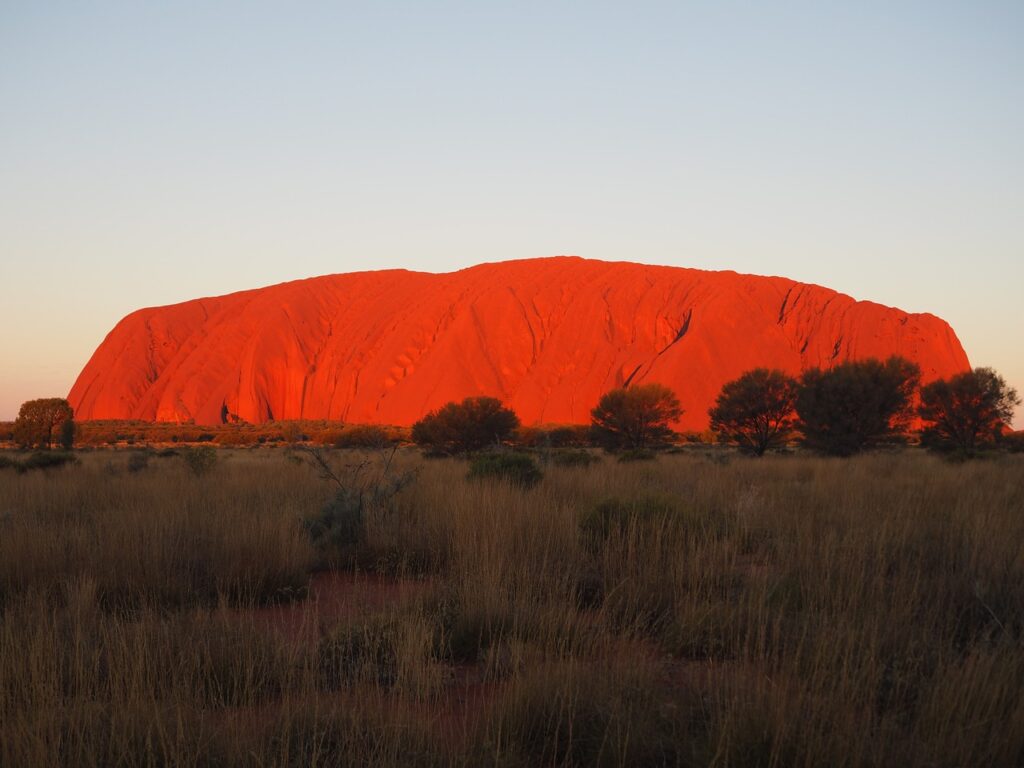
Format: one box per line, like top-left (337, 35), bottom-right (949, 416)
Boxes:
top-left (590, 383), bottom-right (682, 450)
top-left (411, 396), bottom-right (520, 454)
top-left (13, 398), bottom-right (75, 449)
top-left (709, 368), bottom-right (799, 455)
top-left (796, 357), bottom-right (920, 456)
top-left (919, 367), bottom-right (1019, 458)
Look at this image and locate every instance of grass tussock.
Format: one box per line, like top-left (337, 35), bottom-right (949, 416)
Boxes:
top-left (1, 447), bottom-right (1023, 766)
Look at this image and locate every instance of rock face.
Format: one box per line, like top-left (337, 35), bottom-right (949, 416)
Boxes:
top-left (69, 256), bottom-right (970, 430)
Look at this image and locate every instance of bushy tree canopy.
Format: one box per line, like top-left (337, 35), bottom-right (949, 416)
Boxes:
top-left (13, 398), bottom-right (75, 449)
top-left (590, 383), bottom-right (682, 450)
top-left (709, 368), bottom-right (799, 455)
top-left (795, 357), bottom-right (920, 456)
top-left (411, 396), bottom-right (520, 454)
top-left (919, 367), bottom-right (1019, 457)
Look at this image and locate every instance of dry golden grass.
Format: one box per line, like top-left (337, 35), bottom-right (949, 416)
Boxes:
top-left (1, 447), bottom-right (1022, 766)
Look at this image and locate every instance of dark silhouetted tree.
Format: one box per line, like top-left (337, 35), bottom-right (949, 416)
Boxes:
top-left (411, 396), bottom-right (520, 454)
top-left (13, 398), bottom-right (75, 449)
top-left (795, 357), bottom-right (920, 456)
top-left (919, 367), bottom-right (1019, 458)
top-left (709, 368), bottom-right (799, 455)
top-left (590, 383), bottom-right (682, 450)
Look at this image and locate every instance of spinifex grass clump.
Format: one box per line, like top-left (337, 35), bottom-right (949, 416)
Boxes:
top-left (467, 452), bottom-right (543, 488)
top-left (548, 448), bottom-right (600, 467)
top-left (578, 494), bottom-right (677, 551)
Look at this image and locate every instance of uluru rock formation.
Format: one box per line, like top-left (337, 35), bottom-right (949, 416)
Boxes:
top-left (69, 256), bottom-right (970, 431)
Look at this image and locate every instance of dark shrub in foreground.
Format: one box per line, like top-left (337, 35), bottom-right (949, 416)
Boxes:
top-left (412, 397), bottom-right (519, 455)
top-left (709, 368), bottom-right (799, 455)
top-left (796, 356), bottom-right (920, 456)
top-left (919, 367), bottom-right (1020, 458)
top-left (590, 383), bottom-right (682, 450)
top-left (468, 452), bottom-right (543, 488)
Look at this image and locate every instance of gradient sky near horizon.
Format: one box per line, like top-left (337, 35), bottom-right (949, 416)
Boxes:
top-left (1, 1), bottom-right (1022, 425)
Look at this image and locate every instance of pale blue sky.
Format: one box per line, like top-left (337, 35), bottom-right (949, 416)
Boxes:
top-left (1, 1), bottom-right (1021, 424)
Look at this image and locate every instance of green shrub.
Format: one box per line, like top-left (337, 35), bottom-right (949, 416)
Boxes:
top-left (550, 449), bottom-right (600, 467)
top-left (467, 452), bottom-right (543, 488)
top-left (181, 446), bottom-right (217, 476)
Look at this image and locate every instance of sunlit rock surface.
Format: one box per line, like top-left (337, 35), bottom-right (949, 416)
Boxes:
top-left (69, 256), bottom-right (970, 430)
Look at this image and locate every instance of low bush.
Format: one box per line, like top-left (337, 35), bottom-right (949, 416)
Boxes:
top-left (213, 430), bottom-right (258, 447)
top-left (14, 451), bottom-right (79, 473)
top-left (305, 488), bottom-right (366, 553)
top-left (550, 449), bottom-right (600, 467)
top-left (334, 425), bottom-right (393, 449)
top-left (181, 446), bottom-right (217, 476)
top-left (298, 446), bottom-right (418, 568)
top-left (126, 451), bottom-right (150, 473)
top-left (579, 495), bottom-right (677, 551)
top-left (467, 452), bottom-right (543, 488)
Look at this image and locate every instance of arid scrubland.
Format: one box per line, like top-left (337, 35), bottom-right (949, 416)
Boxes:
top-left (1, 448), bottom-right (1022, 767)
